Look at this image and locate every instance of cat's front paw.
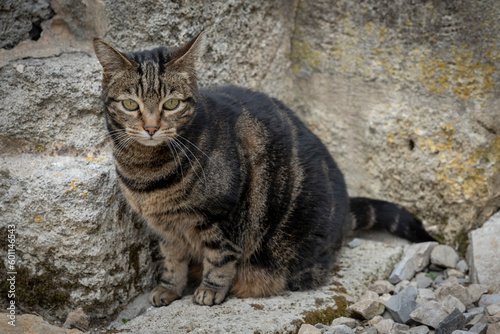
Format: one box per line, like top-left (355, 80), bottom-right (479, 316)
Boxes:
top-left (148, 286), bottom-right (181, 307)
top-left (193, 286), bottom-right (228, 306)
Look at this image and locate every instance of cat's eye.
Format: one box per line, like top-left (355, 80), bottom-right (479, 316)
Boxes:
top-left (122, 99), bottom-right (139, 111)
top-left (163, 99), bottom-right (180, 110)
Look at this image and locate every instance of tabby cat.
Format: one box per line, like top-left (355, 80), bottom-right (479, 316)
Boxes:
top-left (93, 31), bottom-right (435, 307)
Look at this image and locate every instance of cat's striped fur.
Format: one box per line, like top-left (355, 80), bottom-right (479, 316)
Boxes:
top-left (93, 31), bottom-right (435, 307)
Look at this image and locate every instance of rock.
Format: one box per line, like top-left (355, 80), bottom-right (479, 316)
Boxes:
top-left (443, 276), bottom-right (461, 287)
top-left (299, 324), bottom-right (322, 334)
top-left (393, 323), bottom-right (411, 333)
top-left (457, 260), bottom-right (469, 274)
top-left (467, 285), bottom-right (489, 304)
top-left (369, 280), bottom-right (395, 295)
top-left (416, 275), bottom-right (433, 289)
top-left (447, 269), bottom-right (466, 279)
top-left (374, 319), bottom-right (396, 333)
top-left (468, 307), bottom-right (485, 314)
top-left (394, 280), bottom-right (411, 294)
top-left (109, 292), bottom-right (151, 329)
top-left (385, 285), bottom-right (418, 324)
top-left (464, 311), bottom-right (484, 325)
top-left (486, 323), bottom-right (500, 334)
top-left (0, 314), bottom-right (83, 334)
top-left (0, 0), bottom-right (54, 50)
top-left (389, 242), bottom-right (438, 284)
top-left (0, 154), bottom-right (155, 319)
top-left (417, 289), bottom-right (437, 304)
top-left (442, 295), bottom-right (467, 314)
top-left (290, 0), bottom-right (500, 247)
top-left (63, 307), bottom-right (89, 330)
top-left (467, 212), bottom-right (500, 293)
top-left (488, 311), bottom-right (500, 323)
top-left (410, 301), bottom-right (449, 328)
top-left (368, 315), bottom-right (384, 326)
top-left (330, 317), bottom-right (359, 328)
top-left (436, 284), bottom-right (474, 307)
top-left (458, 278), bottom-right (471, 285)
top-left (348, 299), bottom-right (385, 320)
top-left (466, 313), bottom-right (488, 330)
top-left (361, 290), bottom-right (380, 301)
top-left (408, 326), bottom-right (430, 334)
top-left (378, 293), bottom-right (392, 304)
top-left (347, 238), bottom-right (362, 248)
top-left (327, 325), bottom-right (355, 334)
top-left (486, 303), bottom-right (500, 316)
top-left (430, 245), bottom-right (460, 268)
top-left (435, 308), bottom-right (466, 334)
top-left (434, 275), bottom-right (446, 285)
top-left (479, 295), bottom-right (500, 308)
top-left (469, 323), bottom-right (488, 334)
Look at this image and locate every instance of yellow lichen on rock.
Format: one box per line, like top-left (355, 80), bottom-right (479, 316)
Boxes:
top-left (420, 46), bottom-right (496, 101)
top-left (437, 136), bottom-right (499, 200)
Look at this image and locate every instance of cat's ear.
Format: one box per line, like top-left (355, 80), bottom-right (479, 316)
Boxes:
top-left (168, 30), bottom-right (205, 71)
top-left (93, 39), bottom-right (136, 73)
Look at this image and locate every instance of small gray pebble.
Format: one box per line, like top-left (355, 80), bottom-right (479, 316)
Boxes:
top-left (347, 238), bottom-right (362, 248)
top-left (456, 259), bottom-right (469, 273)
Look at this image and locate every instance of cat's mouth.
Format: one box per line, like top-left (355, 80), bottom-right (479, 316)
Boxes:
top-left (135, 132), bottom-right (174, 147)
top-left (139, 138), bottom-right (163, 146)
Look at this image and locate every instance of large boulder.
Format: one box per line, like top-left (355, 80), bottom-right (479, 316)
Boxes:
top-left (285, 0), bottom-right (500, 249)
top-left (0, 153), bottom-right (156, 319)
top-left (467, 211), bottom-right (500, 292)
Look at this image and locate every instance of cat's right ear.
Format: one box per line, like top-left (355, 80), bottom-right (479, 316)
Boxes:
top-left (93, 39), bottom-right (136, 73)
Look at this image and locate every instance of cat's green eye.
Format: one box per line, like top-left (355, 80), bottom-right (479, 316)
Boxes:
top-left (122, 99), bottom-right (139, 111)
top-left (163, 98), bottom-right (180, 110)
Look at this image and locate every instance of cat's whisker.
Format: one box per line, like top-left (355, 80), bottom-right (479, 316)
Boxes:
top-left (170, 138), bottom-right (206, 186)
top-left (167, 140), bottom-right (185, 192)
top-left (171, 137), bottom-right (207, 185)
top-left (176, 135), bottom-right (216, 167)
top-left (113, 135), bottom-right (135, 158)
top-left (95, 128), bottom-right (128, 143)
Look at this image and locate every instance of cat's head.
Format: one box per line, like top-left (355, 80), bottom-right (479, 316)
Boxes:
top-left (93, 31), bottom-right (204, 147)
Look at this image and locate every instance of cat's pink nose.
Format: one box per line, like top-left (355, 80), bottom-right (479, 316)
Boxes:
top-left (144, 126), bottom-right (158, 136)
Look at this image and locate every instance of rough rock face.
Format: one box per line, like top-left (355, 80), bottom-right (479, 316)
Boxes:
top-left (1, 0), bottom-right (499, 323)
top-left (467, 211), bottom-right (500, 292)
top-left (0, 0), bottom-right (54, 49)
top-left (287, 0), bottom-right (500, 247)
top-left (0, 154), bottom-right (156, 319)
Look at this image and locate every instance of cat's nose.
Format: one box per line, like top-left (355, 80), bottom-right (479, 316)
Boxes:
top-left (144, 126), bottom-right (159, 136)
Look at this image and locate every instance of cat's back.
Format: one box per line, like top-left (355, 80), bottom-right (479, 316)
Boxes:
top-left (200, 85), bottom-right (315, 146)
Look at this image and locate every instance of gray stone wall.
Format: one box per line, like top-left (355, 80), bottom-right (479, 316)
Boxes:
top-left (0, 0), bottom-right (498, 321)
top-left (286, 0), bottom-right (500, 249)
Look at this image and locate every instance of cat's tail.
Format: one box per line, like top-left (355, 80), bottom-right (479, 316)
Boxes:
top-left (349, 197), bottom-right (436, 243)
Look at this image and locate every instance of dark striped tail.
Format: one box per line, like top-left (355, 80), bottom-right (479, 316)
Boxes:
top-left (349, 197), bottom-right (436, 243)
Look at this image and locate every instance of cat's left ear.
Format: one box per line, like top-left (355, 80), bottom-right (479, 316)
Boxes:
top-left (168, 30), bottom-right (205, 71)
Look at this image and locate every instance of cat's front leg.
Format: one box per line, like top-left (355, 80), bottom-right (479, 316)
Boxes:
top-left (193, 242), bottom-right (240, 306)
top-left (149, 239), bottom-right (189, 307)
